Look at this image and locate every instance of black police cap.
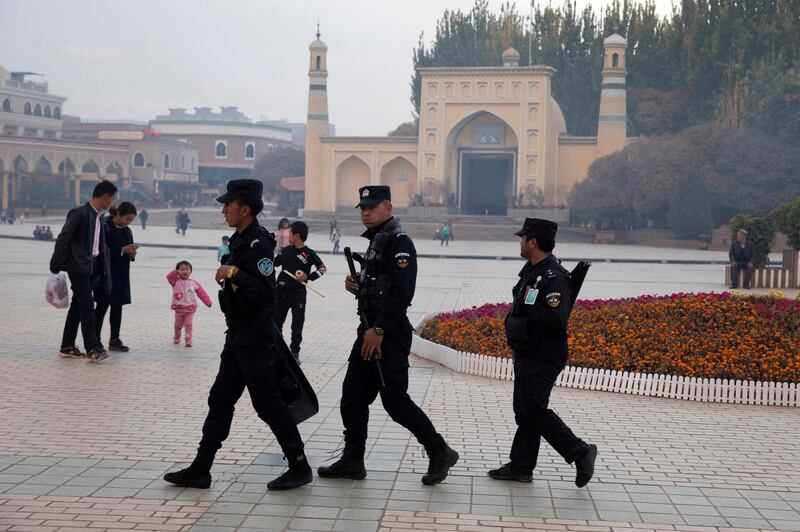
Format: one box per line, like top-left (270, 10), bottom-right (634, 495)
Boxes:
top-left (514, 217), bottom-right (558, 241)
top-left (355, 185), bottom-right (391, 208)
top-left (216, 179), bottom-right (263, 204)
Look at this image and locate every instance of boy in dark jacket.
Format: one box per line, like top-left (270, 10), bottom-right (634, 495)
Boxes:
top-left (273, 221), bottom-right (326, 364)
top-left (50, 180), bottom-right (117, 362)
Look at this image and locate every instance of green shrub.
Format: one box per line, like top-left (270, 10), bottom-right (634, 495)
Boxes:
top-left (771, 198), bottom-right (800, 249)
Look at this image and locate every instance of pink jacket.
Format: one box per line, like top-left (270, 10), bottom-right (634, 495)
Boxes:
top-left (167, 270), bottom-right (212, 313)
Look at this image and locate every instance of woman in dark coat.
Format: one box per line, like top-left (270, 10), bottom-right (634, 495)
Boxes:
top-left (95, 202), bottom-right (138, 351)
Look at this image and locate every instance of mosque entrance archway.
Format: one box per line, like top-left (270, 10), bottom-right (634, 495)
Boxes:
top-left (459, 151), bottom-right (515, 215)
top-left (446, 110), bottom-right (518, 215)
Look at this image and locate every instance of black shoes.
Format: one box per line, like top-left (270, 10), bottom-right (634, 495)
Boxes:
top-left (163, 467), bottom-right (212, 489)
top-left (108, 338), bottom-right (129, 352)
top-left (317, 446), bottom-right (367, 480)
top-left (422, 442), bottom-right (459, 485)
top-left (87, 348), bottom-right (109, 363)
top-left (575, 444), bottom-right (598, 488)
top-left (487, 462), bottom-right (533, 483)
top-left (58, 346), bottom-right (85, 358)
top-left (267, 466), bottom-right (313, 491)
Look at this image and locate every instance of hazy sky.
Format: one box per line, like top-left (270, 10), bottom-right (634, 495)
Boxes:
top-left (1, 0), bottom-right (676, 136)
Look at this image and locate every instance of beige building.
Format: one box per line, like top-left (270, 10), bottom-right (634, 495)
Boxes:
top-left (304, 34), bottom-right (630, 214)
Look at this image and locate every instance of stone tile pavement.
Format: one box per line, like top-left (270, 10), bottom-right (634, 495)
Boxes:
top-left (0, 238), bottom-right (798, 531)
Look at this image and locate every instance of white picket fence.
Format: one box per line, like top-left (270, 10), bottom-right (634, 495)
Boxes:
top-left (411, 334), bottom-right (799, 407)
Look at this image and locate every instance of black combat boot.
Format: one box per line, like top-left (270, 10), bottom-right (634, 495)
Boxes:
top-left (164, 447), bottom-right (215, 489)
top-left (421, 436), bottom-right (459, 485)
top-left (574, 443), bottom-right (598, 488)
top-left (317, 445), bottom-right (367, 480)
top-left (267, 453), bottom-right (313, 491)
top-left (487, 462), bottom-right (533, 483)
top-left (163, 467), bottom-right (211, 489)
top-left (108, 338), bottom-right (129, 352)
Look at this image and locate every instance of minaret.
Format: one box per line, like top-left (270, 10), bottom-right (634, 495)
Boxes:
top-left (596, 34), bottom-right (627, 158)
top-left (304, 23), bottom-right (329, 211)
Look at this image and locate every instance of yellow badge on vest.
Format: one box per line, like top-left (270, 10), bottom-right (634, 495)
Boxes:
top-left (546, 292), bottom-right (561, 307)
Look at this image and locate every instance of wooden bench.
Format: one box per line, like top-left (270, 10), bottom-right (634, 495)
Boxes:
top-left (724, 249), bottom-right (799, 289)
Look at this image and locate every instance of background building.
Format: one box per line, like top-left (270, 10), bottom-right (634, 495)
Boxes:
top-left (62, 119), bottom-right (201, 205)
top-left (0, 68), bottom-right (129, 210)
top-left (150, 106), bottom-right (293, 192)
top-left (304, 34), bottom-right (630, 215)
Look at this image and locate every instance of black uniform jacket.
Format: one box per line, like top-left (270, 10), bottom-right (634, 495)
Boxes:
top-left (220, 220), bottom-right (278, 347)
top-left (505, 254), bottom-right (573, 357)
top-left (359, 217), bottom-right (416, 335)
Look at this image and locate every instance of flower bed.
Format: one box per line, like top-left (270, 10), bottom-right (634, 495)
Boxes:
top-left (418, 293), bottom-right (800, 383)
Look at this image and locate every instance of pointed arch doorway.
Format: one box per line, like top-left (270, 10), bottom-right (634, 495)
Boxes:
top-left (446, 111), bottom-right (518, 215)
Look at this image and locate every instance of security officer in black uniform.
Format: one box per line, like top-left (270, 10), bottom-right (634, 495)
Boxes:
top-left (489, 218), bottom-right (598, 487)
top-left (164, 179), bottom-right (312, 491)
top-left (318, 185), bottom-right (459, 485)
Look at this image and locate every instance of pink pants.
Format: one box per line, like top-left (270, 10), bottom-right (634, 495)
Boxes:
top-left (174, 311), bottom-right (195, 344)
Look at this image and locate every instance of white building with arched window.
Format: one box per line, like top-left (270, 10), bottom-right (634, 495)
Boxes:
top-left (150, 106), bottom-right (292, 192)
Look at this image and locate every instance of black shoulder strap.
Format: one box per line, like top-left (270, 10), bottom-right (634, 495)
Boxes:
top-left (569, 261), bottom-right (591, 305)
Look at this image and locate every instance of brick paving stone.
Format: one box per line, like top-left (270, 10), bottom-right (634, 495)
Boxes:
top-left (0, 238), bottom-right (799, 531)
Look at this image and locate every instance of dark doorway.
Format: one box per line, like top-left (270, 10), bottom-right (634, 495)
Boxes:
top-left (460, 152), bottom-right (514, 215)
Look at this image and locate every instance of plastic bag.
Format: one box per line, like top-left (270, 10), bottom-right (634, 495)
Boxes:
top-left (46, 273), bottom-right (70, 309)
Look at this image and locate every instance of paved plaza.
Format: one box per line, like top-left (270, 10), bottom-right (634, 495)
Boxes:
top-left (0, 232), bottom-right (799, 532)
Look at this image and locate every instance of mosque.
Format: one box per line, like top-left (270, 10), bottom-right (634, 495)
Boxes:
top-left (303, 31), bottom-right (630, 215)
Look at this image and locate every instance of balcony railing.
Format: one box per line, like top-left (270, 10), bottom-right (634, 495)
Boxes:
top-left (3, 79), bottom-right (49, 93)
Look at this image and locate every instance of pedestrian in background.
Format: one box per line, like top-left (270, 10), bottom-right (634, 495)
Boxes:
top-left (277, 217), bottom-right (291, 253)
top-left (167, 261), bottom-right (212, 347)
top-left (273, 221), bottom-right (327, 365)
top-left (217, 235), bottom-right (230, 262)
top-left (95, 202), bottom-right (138, 352)
top-left (332, 227), bottom-right (341, 255)
top-left (329, 216), bottom-right (337, 241)
top-left (139, 208), bottom-right (149, 230)
top-left (49, 180), bottom-right (117, 362)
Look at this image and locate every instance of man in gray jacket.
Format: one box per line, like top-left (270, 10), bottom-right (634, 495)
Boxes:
top-left (50, 180), bottom-right (117, 362)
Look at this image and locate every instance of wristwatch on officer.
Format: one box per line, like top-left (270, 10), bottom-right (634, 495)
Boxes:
top-left (373, 327), bottom-right (384, 336)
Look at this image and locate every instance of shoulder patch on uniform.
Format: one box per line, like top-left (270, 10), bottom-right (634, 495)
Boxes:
top-left (257, 258), bottom-right (274, 276)
top-left (250, 239), bottom-right (260, 248)
top-left (395, 252), bottom-right (410, 269)
top-left (545, 269), bottom-right (557, 279)
top-left (546, 291), bottom-right (561, 307)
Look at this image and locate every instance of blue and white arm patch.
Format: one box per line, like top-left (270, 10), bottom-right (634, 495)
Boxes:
top-left (257, 258), bottom-right (274, 276)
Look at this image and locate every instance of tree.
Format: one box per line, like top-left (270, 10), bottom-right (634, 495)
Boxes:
top-left (412, 0), bottom-right (800, 142)
top-left (772, 199), bottom-right (800, 250)
top-left (251, 146), bottom-right (304, 197)
top-left (666, 172), bottom-right (713, 239)
top-left (568, 122), bottom-right (800, 232)
top-left (388, 119), bottom-right (419, 136)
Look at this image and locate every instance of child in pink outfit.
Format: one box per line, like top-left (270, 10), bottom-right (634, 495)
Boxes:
top-left (167, 260), bottom-right (212, 347)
